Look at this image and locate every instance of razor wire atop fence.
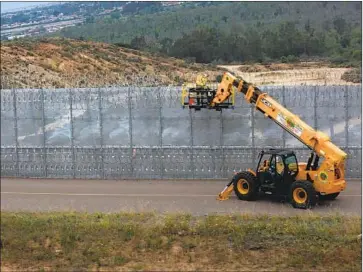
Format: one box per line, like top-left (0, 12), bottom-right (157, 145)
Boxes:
top-left (1, 84), bottom-right (362, 179)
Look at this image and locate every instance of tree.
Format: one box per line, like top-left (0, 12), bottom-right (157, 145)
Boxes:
top-left (160, 38), bottom-right (173, 54)
top-left (244, 29), bottom-right (262, 60)
top-left (324, 30), bottom-right (340, 55)
top-left (110, 11), bottom-right (121, 20)
top-left (304, 20), bottom-right (311, 33)
top-left (85, 16), bottom-right (95, 24)
top-left (333, 17), bottom-right (347, 35)
top-left (11, 12), bottom-right (31, 23)
top-left (277, 21), bottom-right (304, 57)
top-left (170, 28), bottom-right (222, 63)
top-left (130, 36), bottom-right (147, 50)
top-left (52, 1), bottom-right (361, 65)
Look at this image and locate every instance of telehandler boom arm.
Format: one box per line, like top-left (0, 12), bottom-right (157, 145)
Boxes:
top-left (213, 72), bottom-right (347, 164)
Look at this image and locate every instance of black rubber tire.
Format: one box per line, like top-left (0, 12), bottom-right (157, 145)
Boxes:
top-left (319, 192), bottom-right (340, 201)
top-left (290, 180), bottom-right (318, 209)
top-left (233, 171), bottom-right (259, 201)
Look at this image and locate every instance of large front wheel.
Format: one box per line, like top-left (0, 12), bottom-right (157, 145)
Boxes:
top-left (233, 171), bottom-right (259, 201)
top-left (290, 181), bottom-right (317, 209)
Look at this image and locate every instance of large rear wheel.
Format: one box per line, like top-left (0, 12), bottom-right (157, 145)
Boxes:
top-left (290, 180), bottom-right (317, 209)
top-left (233, 171), bottom-right (259, 201)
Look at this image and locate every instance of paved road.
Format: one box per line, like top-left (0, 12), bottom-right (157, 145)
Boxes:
top-left (1, 178), bottom-right (361, 216)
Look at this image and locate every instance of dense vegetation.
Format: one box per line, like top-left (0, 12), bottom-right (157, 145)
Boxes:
top-left (53, 2), bottom-right (362, 66)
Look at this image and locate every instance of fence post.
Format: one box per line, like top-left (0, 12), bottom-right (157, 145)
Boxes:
top-left (345, 85), bottom-right (349, 150)
top-left (12, 89), bottom-right (19, 177)
top-left (158, 88), bottom-right (164, 179)
top-left (69, 89), bottom-right (76, 178)
top-left (98, 88), bottom-right (104, 179)
top-left (251, 105), bottom-right (256, 168)
top-left (128, 87), bottom-right (134, 177)
top-left (189, 109), bottom-right (194, 178)
top-left (40, 88), bottom-right (47, 177)
top-left (220, 110), bottom-right (225, 178)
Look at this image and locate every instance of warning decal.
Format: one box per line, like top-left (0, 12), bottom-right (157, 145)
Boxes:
top-left (276, 113), bottom-right (303, 137)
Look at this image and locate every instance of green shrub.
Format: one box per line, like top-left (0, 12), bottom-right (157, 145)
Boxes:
top-left (341, 68), bottom-right (362, 83)
top-left (330, 55), bottom-right (349, 65)
top-left (61, 51), bottom-right (73, 59)
top-left (281, 55), bottom-right (298, 63)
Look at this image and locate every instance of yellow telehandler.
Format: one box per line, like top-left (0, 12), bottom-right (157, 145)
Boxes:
top-left (182, 72), bottom-right (347, 209)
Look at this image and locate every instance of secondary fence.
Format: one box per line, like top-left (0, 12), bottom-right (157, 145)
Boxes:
top-left (1, 85), bottom-right (362, 179)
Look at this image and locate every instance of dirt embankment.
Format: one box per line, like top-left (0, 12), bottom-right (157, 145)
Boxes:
top-left (0, 38), bottom-right (222, 89)
top-left (219, 62), bottom-right (360, 85)
top-left (2, 38), bottom-right (359, 89)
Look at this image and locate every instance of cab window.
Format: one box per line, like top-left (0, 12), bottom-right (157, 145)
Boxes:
top-left (276, 156), bottom-right (285, 175)
top-left (285, 155), bottom-right (298, 173)
top-left (269, 156), bottom-right (276, 171)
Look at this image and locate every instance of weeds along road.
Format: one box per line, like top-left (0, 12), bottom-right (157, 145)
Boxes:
top-left (1, 178), bottom-right (361, 216)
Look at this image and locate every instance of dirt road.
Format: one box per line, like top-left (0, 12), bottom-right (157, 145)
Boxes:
top-left (1, 178), bottom-right (361, 215)
top-left (218, 65), bottom-right (355, 85)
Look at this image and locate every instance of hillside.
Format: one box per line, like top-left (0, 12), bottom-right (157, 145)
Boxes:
top-left (52, 2), bottom-right (362, 65)
top-left (55, 2), bottom-right (361, 44)
top-left (0, 37), bottom-right (222, 89)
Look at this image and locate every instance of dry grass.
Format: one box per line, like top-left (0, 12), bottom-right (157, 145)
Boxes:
top-left (1, 212), bottom-right (361, 271)
top-left (2, 38), bottom-right (360, 89)
top-left (237, 62), bottom-right (327, 73)
top-left (0, 37), bottom-right (222, 89)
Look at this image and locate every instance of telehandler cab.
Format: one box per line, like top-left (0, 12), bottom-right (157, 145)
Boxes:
top-left (222, 149), bottom-right (325, 209)
top-left (181, 72), bottom-right (347, 209)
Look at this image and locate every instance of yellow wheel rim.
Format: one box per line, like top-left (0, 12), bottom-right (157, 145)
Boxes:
top-left (293, 188), bottom-right (308, 204)
top-left (237, 179), bottom-right (249, 195)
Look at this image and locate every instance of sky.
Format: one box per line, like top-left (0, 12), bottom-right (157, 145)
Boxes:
top-left (1, 1), bottom-right (57, 13)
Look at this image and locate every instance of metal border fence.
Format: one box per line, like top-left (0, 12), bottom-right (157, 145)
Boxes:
top-left (1, 85), bottom-right (362, 179)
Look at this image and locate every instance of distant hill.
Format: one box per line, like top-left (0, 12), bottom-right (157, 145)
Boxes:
top-left (55, 2), bottom-right (362, 43)
top-left (51, 2), bottom-right (362, 65)
top-left (0, 37), bottom-right (222, 89)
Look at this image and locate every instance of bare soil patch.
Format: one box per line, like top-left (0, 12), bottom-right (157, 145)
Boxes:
top-left (219, 63), bottom-right (360, 85)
